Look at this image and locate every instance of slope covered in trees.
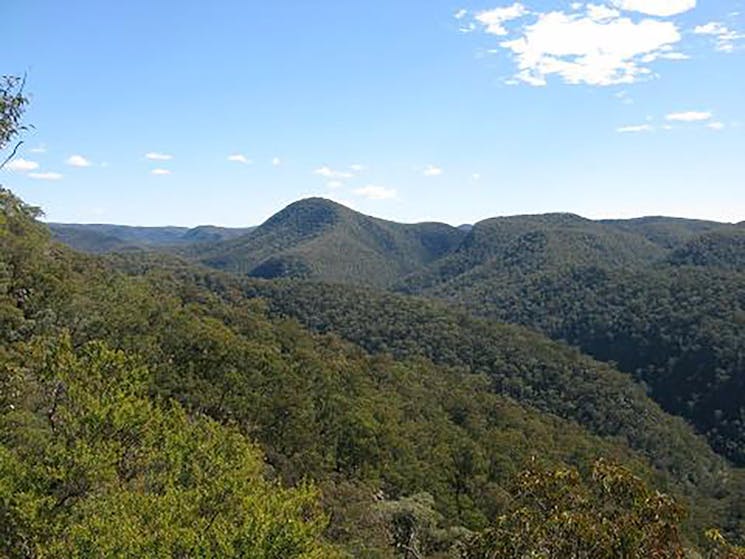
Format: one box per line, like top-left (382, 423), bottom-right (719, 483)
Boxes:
top-left (12, 187), bottom-right (743, 555)
top-left (48, 223), bottom-right (254, 253)
top-left (188, 198), bottom-right (466, 288)
top-left (394, 220), bottom-right (745, 466)
top-left (4, 185), bottom-right (745, 554)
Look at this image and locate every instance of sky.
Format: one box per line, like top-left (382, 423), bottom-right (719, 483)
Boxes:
top-left (2, 0), bottom-right (744, 226)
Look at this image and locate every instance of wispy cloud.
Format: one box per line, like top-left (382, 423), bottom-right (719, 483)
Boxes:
top-left (350, 164), bottom-right (366, 172)
top-left (151, 168), bottom-right (172, 176)
top-left (694, 22), bottom-right (743, 53)
top-left (314, 166), bottom-right (353, 179)
top-left (327, 180), bottom-right (344, 189)
top-left (454, 8), bottom-right (468, 20)
top-left (66, 154), bottom-right (92, 168)
top-left (29, 145), bottom-right (47, 154)
top-left (612, 0), bottom-right (695, 17)
top-left (666, 111), bottom-right (712, 122)
top-left (617, 124), bottom-right (654, 133)
top-left (353, 185), bottom-right (397, 200)
top-left (145, 152), bottom-right (173, 161)
top-left (29, 171), bottom-right (63, 181)
top-left (475, 3), bottom-right (528, 36)
top-left (5, 158), bottom-right (39, 172)
top-left (423, 164), bottom-right (443, 177)
top-left (227, 154), bottom-right (252, 164)
top-left (272, 157), bottom-right (282, 166)
top-left (707, 121), bottom-right (725, 130)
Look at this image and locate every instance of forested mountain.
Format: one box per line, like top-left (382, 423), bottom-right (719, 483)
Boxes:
top-left (389, 214), bottom-right (745, 466)
top-left (188, 198), bottom-right (467, 288)
top-left (601, 216), bottom-right (733, 249)
top-left (48, 222), bottom-right (254, 253)
top-left (51, 200), bottom-right (745, 469)
top-left (4, 187), bottom-right (745, 556)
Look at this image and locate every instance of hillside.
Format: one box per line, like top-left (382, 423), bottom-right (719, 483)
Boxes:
top-left (106, 258), bottom-right (745, 538)
top-left (667, 228), bottom-right (745, 271)
top-left (392, 217), bottom-right (745, 465)
top-left (48, 222), bottom-right (253, 253)
top-left (13, 188), bottom-right (744, 555)
top-left (50, 203), bottom-right (745, 467)
top-left (189, 197), bottom-right (467, 288)
top-left (601, 216), bottom-right (733, 249)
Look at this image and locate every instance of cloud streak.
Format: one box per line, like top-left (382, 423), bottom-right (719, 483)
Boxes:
top-left (29, 171), bottom-right (63, 181)
top-left (666, 111), bottom-right (712, 122)
top-left (353, 185), bottom-right (397, 200)
top-left (66, 155), bottom-right (92, 167)
top-left (227, 154), bottom-right (252, 164)
top-left (5, 158), bottom-right (39, 172)
top-left (145, 152), bottom-right (173, 161)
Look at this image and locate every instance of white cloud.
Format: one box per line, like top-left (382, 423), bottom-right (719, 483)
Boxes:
top-left (497, 10), bottom-right (682, 86)
top-left (29, 145), bottom-right (47, 154)
top-left (617, 124), bottom-right (654, 132)
top-left (666, 111), bottom-right (712, 122)
top-left (5, 158), bottom-right (39, 172)
top-left (476, 3), bottom-right (528, 36)
top-left (29, 171), bottom-right (63, 181)
top-left (612, 0), bottom-right (695, 17)
top-left (707, 121), bottom-right (725, 130)
top-left (353, 185), bottom-right (397, 200)
top-left (423, 165), bottom-right (443, 177)
top-left (272, 157), bottom-right (282, 166)
top-left (454, 8), bottom-right (468, 20)
top-left (350, 164), bottom-right (366, 172)
top-left (314, 165), bottom-right (353, 179)
top-left (227, 154), bottom-right (252, 164)
top-left (472, 173), bottom-right (482, 181)
top-left (151, 168), bottom-right (172, 176)
top-left (587, 4), bottom-right (620, 21)
top-left (327, 180), bottom-right (344, 189)
top-left (66, 154), bottom-right (92, 168)
top-left (145, 152), bottom-right (173, 161)
top-left (694, 22), bottom-right (743, 53)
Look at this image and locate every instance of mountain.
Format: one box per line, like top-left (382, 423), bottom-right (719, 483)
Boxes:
top-left (48, 222), bottom-right (254, 253)
top-left (667, 228), bottom-right (745, 271)
top-left (6, 187), bottom-right (745, 553)
top-left (601, 216), bottom-right (733, 249)
top-left (397, 212), bottom-right (667, 293)
top-left (11, 188), bottom-right (743, 555)
top-left (190, 197), bottom-right (467, 288)
top-left (48, 201), bottom-right (745, 466)
top-left (394, 217), bottom-right (745, 465)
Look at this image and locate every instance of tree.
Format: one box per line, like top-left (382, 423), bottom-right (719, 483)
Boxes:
top-left (464, 459), bottom-right (686, 559)
top-left (0, 75), bottom-right (29, 169)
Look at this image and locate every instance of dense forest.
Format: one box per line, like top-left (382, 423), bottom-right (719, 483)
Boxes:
top-left (4, 75), bottom-right (745, 556)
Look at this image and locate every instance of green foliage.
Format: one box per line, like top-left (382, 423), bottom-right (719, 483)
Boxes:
top-left (464, 459), bottom-right (686, 559)
top-left (189, 198), bottom-right (466, 287)
top-left (0, 338), bottom-right (337, 558)
top-left (0, 75), bottom-right (29, 157)
top-left (3, 186), bottom-right (744, 554)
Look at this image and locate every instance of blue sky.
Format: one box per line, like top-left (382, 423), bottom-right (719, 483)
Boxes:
top-left (2, 0), bottom-right (744, 226)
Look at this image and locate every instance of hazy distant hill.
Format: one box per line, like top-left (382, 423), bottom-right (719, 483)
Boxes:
top-left (191, 197), bottom-right (467, 288)
top-left (48, 222), bottom-right (254, 253)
